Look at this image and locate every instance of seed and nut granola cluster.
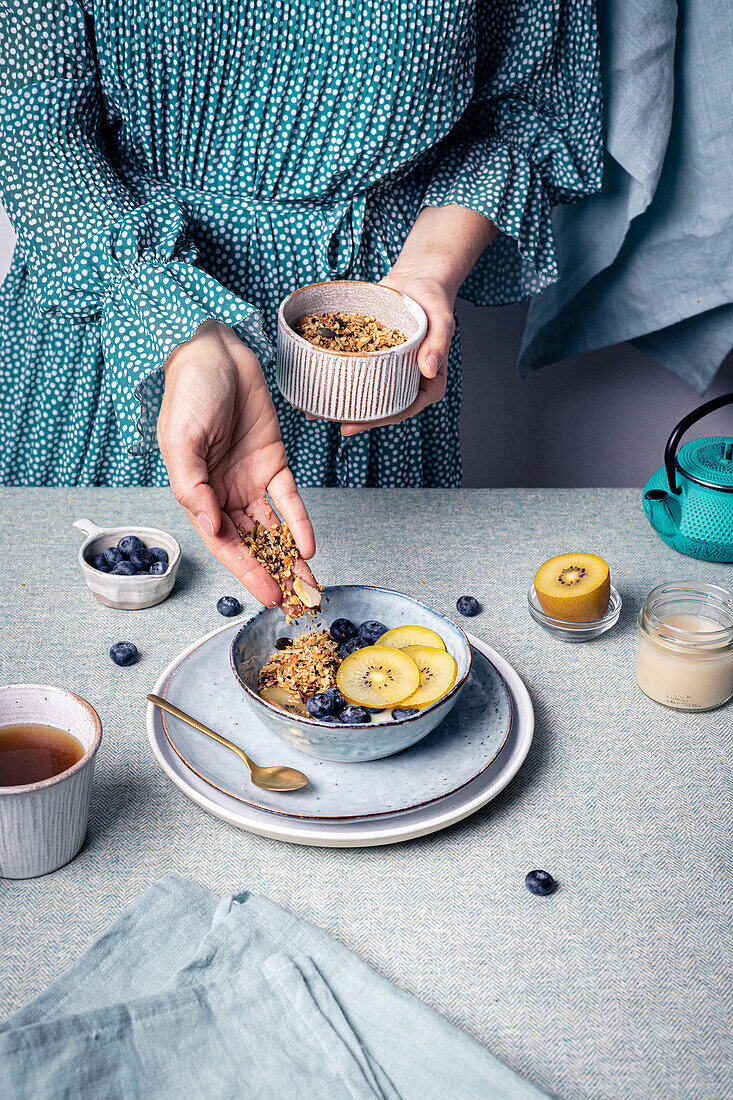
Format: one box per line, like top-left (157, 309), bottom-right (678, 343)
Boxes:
top-left (237, 517), bottom-right (320, 623)
top-left (258, 630), bottom-right (340, 698)
top-left (294, 311), bottom-right (406, 353)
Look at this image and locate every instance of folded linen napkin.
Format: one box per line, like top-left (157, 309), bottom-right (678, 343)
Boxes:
top-left (0, 875), bottom-right (547, 1099)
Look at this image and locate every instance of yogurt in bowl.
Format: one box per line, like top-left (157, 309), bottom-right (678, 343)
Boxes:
top-left (230, 585), bottom-right (471, 762)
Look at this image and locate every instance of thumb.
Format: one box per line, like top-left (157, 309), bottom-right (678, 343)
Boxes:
top-left (418, 304), bottom-right (455, 379)
top-left (165, 443), bottom-right (222, 538)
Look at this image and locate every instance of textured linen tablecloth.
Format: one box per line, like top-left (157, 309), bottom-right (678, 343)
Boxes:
top-left (0, 488), bottom-right (731, 1100)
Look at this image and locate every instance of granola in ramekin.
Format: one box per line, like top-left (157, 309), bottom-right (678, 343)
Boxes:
top-left (294, 311), bottom-right (406, 353)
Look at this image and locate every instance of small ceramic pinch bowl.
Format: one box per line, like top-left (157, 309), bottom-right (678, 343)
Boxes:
top-left (276, 280), bottom-right (427, 422)
top-left (74, 518), bottom-right (181, 610)
top-left (230, 584), bottom-right (471, 762)
top-left (0, 684), bottom-right (102, 878)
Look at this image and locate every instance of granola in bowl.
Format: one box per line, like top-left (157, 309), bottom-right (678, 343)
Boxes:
top-left (293, 311), bottom-right (406, 353)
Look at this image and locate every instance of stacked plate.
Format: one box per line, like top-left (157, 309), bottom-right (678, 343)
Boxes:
top-left (147, 624), bottom-right (534, 847)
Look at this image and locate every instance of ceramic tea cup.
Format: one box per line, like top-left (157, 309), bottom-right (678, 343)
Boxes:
top-left (0, 685), bottom-right (102, 878)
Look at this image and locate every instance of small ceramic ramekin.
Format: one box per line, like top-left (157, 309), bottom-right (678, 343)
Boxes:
top-left (0, 685), bottom-right (102, 878)
top-left (276, 280), bottom-right (427, 422)
top-left (74, 518), bottom-right (181, 610)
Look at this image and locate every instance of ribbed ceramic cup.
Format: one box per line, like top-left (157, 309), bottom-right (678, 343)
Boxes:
top-left (0, 685), bottom-right (102, 878)
top-left (276, 280), bottom-right (427, 422)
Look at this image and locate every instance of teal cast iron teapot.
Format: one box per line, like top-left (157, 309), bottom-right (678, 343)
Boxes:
top-left (643, 393), bottom-right (733, 562)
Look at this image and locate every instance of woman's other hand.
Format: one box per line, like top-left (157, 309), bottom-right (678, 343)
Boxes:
top-left (340, 205), bottom-right (497, 436)
top-left (158, 320), bottom-right (316, 607)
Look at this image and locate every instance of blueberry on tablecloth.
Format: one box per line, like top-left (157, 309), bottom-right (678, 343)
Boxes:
top-left (110, 641), bottom-right (139, 667)
top-left (456, 595), bottom-right (480, 617)
top-left (217, 596), bottom-right (241, 617)
top-left (525, 869), bottom-right (557, 896)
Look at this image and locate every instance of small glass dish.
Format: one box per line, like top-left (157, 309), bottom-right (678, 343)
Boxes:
top-left (527, 584), bottom-right (622, 642)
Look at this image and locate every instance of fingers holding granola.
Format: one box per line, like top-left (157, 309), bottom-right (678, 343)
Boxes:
top-left (235, 498), bottom-right (321, 622)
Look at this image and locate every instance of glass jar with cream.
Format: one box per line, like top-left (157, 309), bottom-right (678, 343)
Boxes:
top-left (636, 582), bottom-right (733, 711)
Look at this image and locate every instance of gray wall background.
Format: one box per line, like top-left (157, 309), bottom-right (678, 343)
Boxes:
top-left (2, 205), bottom-right (731, 487)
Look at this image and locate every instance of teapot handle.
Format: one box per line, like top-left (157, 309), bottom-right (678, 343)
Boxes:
top-left (665, 392), bottom-right (733, 494)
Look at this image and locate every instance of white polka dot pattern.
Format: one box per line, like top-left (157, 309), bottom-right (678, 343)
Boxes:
top-left (0, 0), bottom-right (602, 487)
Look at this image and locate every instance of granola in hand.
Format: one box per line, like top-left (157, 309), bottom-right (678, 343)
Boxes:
top-left (237, 516), bottom-right (321, 622)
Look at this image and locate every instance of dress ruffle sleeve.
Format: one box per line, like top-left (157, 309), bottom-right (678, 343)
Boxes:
top-left (0, 1), bottom-right (271, 455)
top-left (422, 0), bottom-right (603, 306)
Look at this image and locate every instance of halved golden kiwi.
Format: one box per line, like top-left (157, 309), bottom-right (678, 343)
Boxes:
top-left (336, 645), bottom-right (420, 708)
top-left (396, 645), bottom-right (457, 710)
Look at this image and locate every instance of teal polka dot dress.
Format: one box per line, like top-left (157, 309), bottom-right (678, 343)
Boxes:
top-left (0, 1), bottom-right (602, 487)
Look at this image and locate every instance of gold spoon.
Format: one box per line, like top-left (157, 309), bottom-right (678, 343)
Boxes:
top-left (147, 694), bottom-right (309, 791)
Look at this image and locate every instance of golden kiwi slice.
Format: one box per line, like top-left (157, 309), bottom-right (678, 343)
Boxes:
top-left (336, 645), bottom-right (420, 708)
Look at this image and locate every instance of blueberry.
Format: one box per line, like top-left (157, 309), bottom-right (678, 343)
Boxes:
top-left (524, 870), bottom-right (557, 897)
top-left (117, 535), bottom-right (143, 557)
top-left (392, 707), bottom-right (419, 718)
top-left (340, 637), bottom-right (367, 659)
top-left (111, 562), bottom-right (137, 575)
top-left (338, 705), bottom-right (370, 724)
top-left (109, 641), bottom-right (138, 667)
top-left (306, 692), bottom-right (335, 719)
top-left (457, 595), bottom-right (480, 617)
top-left (274, 636), bottom-right (293, 650)
top-left (129, 547), bottom-right (153, 570)
top-left (324, 686), bottom-right (346, 711)
top-left (91, 552), bottom-right (109, 571)
top-left (217, 596), bottom-right (242, 617)
top-left (357, 620), bottom-right (387, 645)
top-left (329, 617), bottom-right (357, 644)
top-left (149, 561), bottom-right (168, 575)
top-left (104, 546), bottom-right (124, 567)
top-left (149, 547), bottom-right (169, 564)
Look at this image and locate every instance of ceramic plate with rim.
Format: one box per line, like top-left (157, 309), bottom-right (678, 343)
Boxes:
top-left (151, 623), bottom-right (509, 820)
top-left (147, 626), bottom-right (534, 846)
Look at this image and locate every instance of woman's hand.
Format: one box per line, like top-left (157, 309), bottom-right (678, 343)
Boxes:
top-left (340, 205), bottom-right (497, 436)
top-left (157, 320), bottom-right (316, 608)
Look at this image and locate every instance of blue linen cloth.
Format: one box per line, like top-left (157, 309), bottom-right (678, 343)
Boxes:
top-left (518, 0), bottom-right (733, 392)
top-left (0, 875), bottom-right (547, 1099)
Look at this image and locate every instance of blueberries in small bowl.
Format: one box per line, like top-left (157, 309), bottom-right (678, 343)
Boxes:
top-left (111, 561), bottom-right (137, 576)
top-left (217, 596), bottom-right (242, 618)
top-left (524, 869), bottom-right (557, 897)
top-left (117, 535), bottom-right (143, 557)
top-left (357, 620), bottom-right (387, 645)
top-left (329, 617), bottom-right (357, 644)
top-left (149, 561), bottom-right (168, 575)
top-left (149, 547), bottom-right (169, 564)
top-left (129, 547), bottom-right (153, 570)
top-left (109, 641), bottom-right (139, 667)
top-left (92, 552), bottom-right (111, 573)
top-left (104, 546), bottom-right (124, 568)
top-left (457, 595), bottom-right (480, 617)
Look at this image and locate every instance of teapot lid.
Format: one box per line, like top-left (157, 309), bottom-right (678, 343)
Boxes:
top-left (677, 436), bottom-right (733, 490)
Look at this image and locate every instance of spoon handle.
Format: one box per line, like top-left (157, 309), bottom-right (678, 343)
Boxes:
top-left (146, 694), bottom-right (254, 774)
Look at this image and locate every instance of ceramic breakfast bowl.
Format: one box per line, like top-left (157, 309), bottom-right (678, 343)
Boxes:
top-left (73, 518), bottom-right (181, 610)
top-left (0, 684), bottom-right (102, 878)
top-left (230, 585), bottom-right (471, 762)
top-left (276, 280), bottom-right (427, 423)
